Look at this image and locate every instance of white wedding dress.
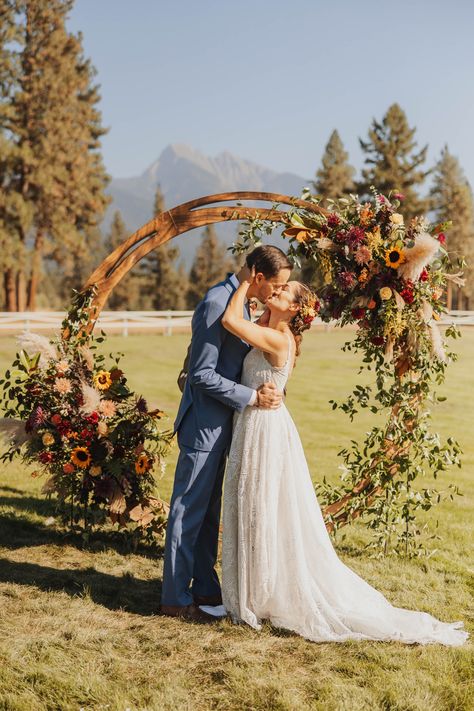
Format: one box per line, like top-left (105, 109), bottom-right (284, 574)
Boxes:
top-left (221, 336), bottom-right (468, 646)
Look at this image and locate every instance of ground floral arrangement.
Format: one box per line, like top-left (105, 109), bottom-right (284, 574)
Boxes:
top-left (0, 289), bottom-right (173, 544)
top-left (233, 188), bottom-right (464, 556)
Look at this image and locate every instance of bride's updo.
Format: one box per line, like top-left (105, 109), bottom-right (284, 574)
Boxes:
top-left (289, 283), bottom-right (320, 356)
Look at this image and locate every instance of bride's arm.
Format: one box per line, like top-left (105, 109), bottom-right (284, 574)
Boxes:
top-left (222, 276), bottom-right (286, 355)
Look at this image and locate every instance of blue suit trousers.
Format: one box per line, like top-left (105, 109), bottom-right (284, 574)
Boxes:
top-left (161, 444), bottom-right (227, 607)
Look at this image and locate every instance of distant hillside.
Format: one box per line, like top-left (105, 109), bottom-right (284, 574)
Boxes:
top-left (103, 144), bottom-right (309, 266)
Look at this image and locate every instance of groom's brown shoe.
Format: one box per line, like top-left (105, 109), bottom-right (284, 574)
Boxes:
top-left (193, 593), bottom-right (223, 606)
top-left (160, 603), bottom-right (220, 624)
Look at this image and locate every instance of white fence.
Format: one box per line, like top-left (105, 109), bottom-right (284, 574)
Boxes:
top-left (0, 310), bottom-right (473, 337)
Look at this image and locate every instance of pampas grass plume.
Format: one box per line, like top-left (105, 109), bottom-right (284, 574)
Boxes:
top-left (398, 232), bottom-right (439, 282)
top-left (16, 332), bottom-right (58, 366)
top-left (80, 382), bottom-right (101, 414)
top-left (429, 323), bottom-right (447, 362)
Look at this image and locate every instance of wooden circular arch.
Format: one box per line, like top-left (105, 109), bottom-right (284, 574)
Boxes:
top-left (80, 192), bottom-right (395, 531)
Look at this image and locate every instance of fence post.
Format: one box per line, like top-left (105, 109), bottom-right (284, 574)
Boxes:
top-left (166, 311), bottom-right (172, 336)
top-left (123, 316), bottom-right (128, 338)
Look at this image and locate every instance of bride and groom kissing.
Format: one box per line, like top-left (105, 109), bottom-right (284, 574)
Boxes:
top-left (160, 245), bottom-right (467, 646)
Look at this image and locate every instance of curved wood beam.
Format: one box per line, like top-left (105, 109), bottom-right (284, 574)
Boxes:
top-left (83, 192), bottom-right (327, 324)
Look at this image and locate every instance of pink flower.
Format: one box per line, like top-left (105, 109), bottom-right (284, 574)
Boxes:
top-left (53, 377), bottom-right (72, 395)
top-left (437, 232), bottom-right (446, 245)
top-left (98, 400), bottom-right (117, 418)
top-left (393, 192), bottom-right (405, 201)
top-left (354, 245), bottom-right (372, 265)
top-left (63, 462), bottom-right (75, 474)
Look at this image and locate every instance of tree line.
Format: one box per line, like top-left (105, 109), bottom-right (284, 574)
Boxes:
top-left (1, 1), bottom-right (473, 311)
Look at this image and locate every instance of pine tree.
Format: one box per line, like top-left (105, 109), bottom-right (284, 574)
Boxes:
top-left (313, 130), bottom-right (355, 202)
top-left (358, 104), bottom-right (430, 219)
top-left (103, 211), bottom-right (140, 310)
top-left (186, 225), bottom-right (232, 308)
top-left (140, 185), bottom-right (185, 310)
top-left (0, 0), bottom-right (109, 311)
top-left (430, 147), bottom-right (474, 309)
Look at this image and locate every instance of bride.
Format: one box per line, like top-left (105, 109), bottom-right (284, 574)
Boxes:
top-left (220, 267), bottom-right (467, 646)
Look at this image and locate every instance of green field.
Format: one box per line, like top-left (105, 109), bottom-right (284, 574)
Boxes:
top-left (0, 330), bottom-right (472, 711)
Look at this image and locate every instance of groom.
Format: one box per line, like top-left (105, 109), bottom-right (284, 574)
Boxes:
top-left (161, 245), bottom-right (292, 622)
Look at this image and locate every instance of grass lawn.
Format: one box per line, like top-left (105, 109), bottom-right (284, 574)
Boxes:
top-left (0, 329), bottom-right (472, 711)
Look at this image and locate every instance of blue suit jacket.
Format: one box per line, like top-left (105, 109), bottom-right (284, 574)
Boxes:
top-left (174, 274), bottom-right (254, 452)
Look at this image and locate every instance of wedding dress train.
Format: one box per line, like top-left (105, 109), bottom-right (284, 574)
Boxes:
top-left (221, 339), bottom-right (467, 646)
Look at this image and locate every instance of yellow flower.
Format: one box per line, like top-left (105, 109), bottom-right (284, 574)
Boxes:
top-left (379, 287), bottom-right (393, 301)
top-left (389, 213), bottom-right (404, 226)
top-left (93, 370), bottom-right (112, 390)
top-left (42, 432), bottom-right (55, 446)
top-left (384, 247), bottom-right (405, 269)
top-left (71, 446), bottom-right (91, 468)
top-left (366, 226), bottom-right (383, 253)
top-left (90, 465), bottom-right (102, 477)
top-left (135, 453), bottom-right (153, 475)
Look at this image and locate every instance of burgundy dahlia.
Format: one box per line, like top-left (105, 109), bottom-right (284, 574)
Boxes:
top-left (327, 213), bottom-right (340, 228)
top-left (346, 226), bottom-right (366, 248)
top-left (420, 269), bottom-right (429, 282)
top-left (337, 270), bottom-right (357, 292)
top-left (371, 336), bottom-right (385, 346)
top-left (351, 307), bottom-right (366, 320)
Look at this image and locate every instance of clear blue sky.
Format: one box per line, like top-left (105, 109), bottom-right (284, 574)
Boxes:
top-left (69, 0), bottom-right (474, 189)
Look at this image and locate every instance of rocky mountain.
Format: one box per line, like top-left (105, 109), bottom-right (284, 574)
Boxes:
top-left (104, 144), bottom-right (308, 266)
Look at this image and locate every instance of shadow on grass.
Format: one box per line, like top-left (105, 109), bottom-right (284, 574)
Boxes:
top-left (0, 485), bottom-right (27, 495)
top-left (0, 510), bottom-right (165, 559)
top-left (0, 494), bottom-right (57, 518)
top-left (0, 557), bottom-right (162, 615)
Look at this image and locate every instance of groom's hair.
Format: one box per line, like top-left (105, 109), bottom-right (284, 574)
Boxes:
top-left (246, 246), bottom-right (291, 278)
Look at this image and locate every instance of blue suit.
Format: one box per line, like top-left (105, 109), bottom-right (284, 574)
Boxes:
top-left (161, 274), bottom-right (254, 606)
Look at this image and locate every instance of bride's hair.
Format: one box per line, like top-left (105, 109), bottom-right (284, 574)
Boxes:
top-left (289, 283), bottom-right (320, 357)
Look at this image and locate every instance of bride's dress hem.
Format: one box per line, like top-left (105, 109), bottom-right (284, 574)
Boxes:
top-left (221, 341), bottom-right (468, 648)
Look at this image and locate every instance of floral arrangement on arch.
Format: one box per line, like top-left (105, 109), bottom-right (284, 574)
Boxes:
top-left (280, 189), bottom-right (463, 367)
top-left (233, 189), bottom-right (463, 555)
top-left (0, 288), bottom-right (173, 541)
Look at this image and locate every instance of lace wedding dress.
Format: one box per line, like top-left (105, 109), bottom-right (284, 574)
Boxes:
top-left (221, 337), bottom-right (467, 646)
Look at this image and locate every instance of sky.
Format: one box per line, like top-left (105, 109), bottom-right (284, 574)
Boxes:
top-left (69, 0), bottom-right (474, 188)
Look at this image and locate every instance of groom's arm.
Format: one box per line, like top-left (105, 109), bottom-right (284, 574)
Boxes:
top-left (188, 296), bottom-right (255, 412)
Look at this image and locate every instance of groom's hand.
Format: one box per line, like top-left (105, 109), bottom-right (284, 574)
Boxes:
top-left (256, 382), bottom-right (282, 409)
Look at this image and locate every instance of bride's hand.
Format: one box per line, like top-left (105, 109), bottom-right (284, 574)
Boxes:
top-left (256, 382), bottom-right (282, 409)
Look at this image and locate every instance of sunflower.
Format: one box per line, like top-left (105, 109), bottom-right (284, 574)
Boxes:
top-left (135, 453), bottom-right (153, 475)
top-left (384, 247), bottom-right (405, 269)
top-left (71, 446), bottom-right (91, 468)
top-left (93, 370), bottom-right (112, 390)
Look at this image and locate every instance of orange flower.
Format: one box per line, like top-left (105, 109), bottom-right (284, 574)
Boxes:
top-left (367, 299), bottom-right (377, 309)
top-left (71, 447), bottom-right (91, 468)
top-left (282, 226), bottom-right (314, 243)
top-left (135, 453), bottom-right (153, 475)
